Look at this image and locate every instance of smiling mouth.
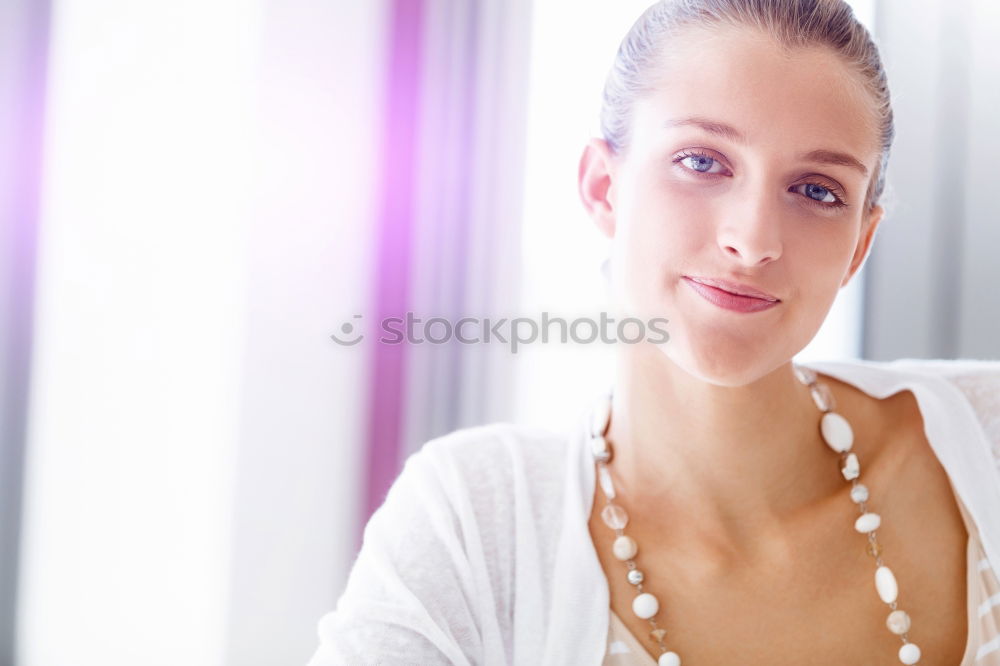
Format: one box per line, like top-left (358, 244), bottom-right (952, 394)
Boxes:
top-left (682, 276), bottom-right (782, 313)
top-left (682, 275), bottom-right (780, 302)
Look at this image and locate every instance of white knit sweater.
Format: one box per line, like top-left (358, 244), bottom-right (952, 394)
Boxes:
top-left (307, 358), bottom-right (1000, 665)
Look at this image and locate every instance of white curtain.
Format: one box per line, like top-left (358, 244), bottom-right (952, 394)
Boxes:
top-left (401, 0), bottom-right (532, 457)
top-left (17, 1), bottom-right (383, 665)
top-left (16, 0), bottom-right (535, 664)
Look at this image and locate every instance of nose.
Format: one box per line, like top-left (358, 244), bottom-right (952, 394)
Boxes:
top-left (715, 192), bottom-right (783, 267)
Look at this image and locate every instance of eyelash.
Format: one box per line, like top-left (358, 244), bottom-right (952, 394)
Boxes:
top-left (672, 149), bottom-right (849, 209)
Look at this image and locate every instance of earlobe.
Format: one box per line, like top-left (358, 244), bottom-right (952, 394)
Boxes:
top-left (578, 138), bottom-right (617, 239)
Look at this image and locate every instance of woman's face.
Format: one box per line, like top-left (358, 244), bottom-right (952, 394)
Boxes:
top-left (581, 25), bottom-right (885, 385)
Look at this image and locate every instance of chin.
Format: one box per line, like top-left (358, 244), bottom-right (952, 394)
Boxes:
top-left (659, 331), bottom-right (783, 388)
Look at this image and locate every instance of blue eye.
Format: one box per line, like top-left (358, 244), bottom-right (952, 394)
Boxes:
top-left (678, 153), bottom-right (726, 174)
top-left (798, 183), bottom-right (836, 204)
top-left (791, 182), bottom-right (846, 207)
top-left (673, 149), bottom-right (848, 208)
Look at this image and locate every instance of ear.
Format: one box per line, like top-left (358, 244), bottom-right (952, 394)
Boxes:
top-left (578, 137), bottom-right (619, 239)
top-left (841, 203), bottom-right (885, 288)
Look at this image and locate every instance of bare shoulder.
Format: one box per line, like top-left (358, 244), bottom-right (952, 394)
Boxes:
top-left (817, 371), bottom-right (966, 543)
top-left (818, 371), bottom-right (970, 662)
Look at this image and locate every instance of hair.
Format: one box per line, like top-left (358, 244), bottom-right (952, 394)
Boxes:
top-left (600, 0), bottom-right (894, 214)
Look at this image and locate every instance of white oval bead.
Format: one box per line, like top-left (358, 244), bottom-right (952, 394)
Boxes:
top-left (613, 535), bottom-right (638, 561)
top-left (841, 453), bottom-right (860, 481)
top-left (887, 609), bottom-right (911, 634)
top-left (899, 642), bottom-right (921, 664)
top-left (597, 464), bottom-right (616, 500)
top-left (850, 483), bottom-right (869, 503)
top-left (592, 394), bottom-right (612, 437)
top-left (632, 592), bottom-right (659, 619)
top-left (591, 435), bottom-right (611, 463)
top-left (875, 566), bottom-right (898, 604)
top-left (855, 512), bottom-right (881, 533)
top-left (658, 652), bottom-right (681, 666)
top-left (821, 412), bottom-right (854, 453)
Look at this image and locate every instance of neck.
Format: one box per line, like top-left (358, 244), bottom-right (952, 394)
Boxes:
top-left (606, 343), bottom-right (851, 561)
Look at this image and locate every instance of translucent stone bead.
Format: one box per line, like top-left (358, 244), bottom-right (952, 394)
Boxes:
top-left (887, 609), bottom-right (911, 634)
top-left (899, 643), bottom-right (921, 664)
top-left (627, 569), bottom-right (644, 585)
top-left (855, 512), bottom-right (881, 534)
top-left (850, 483), bottom-right (869, 503)
top-left (794, 365), bottom-right (817, 385)
top-left (592, 394), bottom-right (612, 437)
top-left (841, 453), bottom-right (860, 481)
top-left (867, 540), bottom-right (883, 558)
top-left (613, 535), bottom-right (638, 560)
top-left (810, 383), bottom-right (835, 412)
top-left (632, 592), bottom-right (659, 619)
top-left (821, 412), bottom-right (854, 453)
top-left (650, 628), bottom-right (666, 642)
top-left (591, 435), bottom-right (612, 463)
top-left (875, 565), bottom-right (899, 604)
top-left (658, 652), bottom-right (681, 666)
top-left (598, 464), bottom-right (616, 500)
top-left (602, 504), bottom-right (629, 530)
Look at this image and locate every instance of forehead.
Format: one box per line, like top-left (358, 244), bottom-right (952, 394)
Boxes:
top-left (631, 24), bottom-right (879, 164)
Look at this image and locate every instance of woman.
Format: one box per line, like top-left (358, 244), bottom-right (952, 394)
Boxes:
top-left (309, 1), bottom-right (1000, 664)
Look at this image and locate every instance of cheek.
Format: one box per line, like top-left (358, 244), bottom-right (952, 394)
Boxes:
top-left (782, 238), bottom-right (857, 316)
top-left (612, 182), bottom-right (717, 315)
top-left (622, 177), bottom-right (716, 257)
top-left (787, 224), bottom-right (860, 278)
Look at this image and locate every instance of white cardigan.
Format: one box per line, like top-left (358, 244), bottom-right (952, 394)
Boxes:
top-left (307, 358), bottom-right (1000, 665)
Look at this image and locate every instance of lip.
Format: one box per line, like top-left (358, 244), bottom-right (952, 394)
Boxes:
top-left (683, 276), bottom-right (781, 313)
top-left (683, 276), bottom-right (779, 301)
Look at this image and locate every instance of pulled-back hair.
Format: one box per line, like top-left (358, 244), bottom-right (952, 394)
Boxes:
top-left (601, 0), bottom-right (893, 212)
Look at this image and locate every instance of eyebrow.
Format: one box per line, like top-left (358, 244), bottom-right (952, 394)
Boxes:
top-left (663, 116), bottom-right (869, 177)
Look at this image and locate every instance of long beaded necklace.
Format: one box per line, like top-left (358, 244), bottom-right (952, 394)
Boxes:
top-left (591, 364), bottom-right (923, 665)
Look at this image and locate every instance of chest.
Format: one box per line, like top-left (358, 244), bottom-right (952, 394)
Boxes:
top-left (588, 417), bottom-right (971, 663)
top-left (598, 559), bottom-right (967, 664)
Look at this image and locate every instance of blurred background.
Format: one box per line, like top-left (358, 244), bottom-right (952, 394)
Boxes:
top-left (0, 0), bottom-right (997, 664)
